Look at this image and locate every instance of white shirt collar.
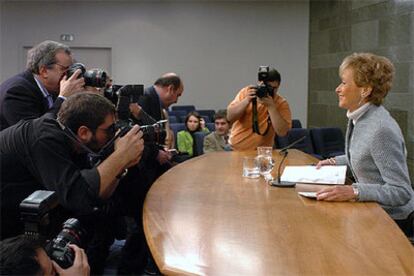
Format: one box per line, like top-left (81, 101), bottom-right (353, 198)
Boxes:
top-left (346, 103), bottom-right (372, 124)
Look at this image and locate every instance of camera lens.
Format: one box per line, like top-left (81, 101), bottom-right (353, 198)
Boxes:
top-left (66, 63), bottom-right (86, 80)
top-left (47, 218), bottom-right (85, 269)
top-left (84, 69), bottom-right (107, 88)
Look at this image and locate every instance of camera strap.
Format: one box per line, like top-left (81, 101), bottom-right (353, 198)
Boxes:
top-left (252, 99), bottom-right (271, 136)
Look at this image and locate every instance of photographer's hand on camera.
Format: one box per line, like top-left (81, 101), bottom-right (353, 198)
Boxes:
top-left (59, 69), bottom-right (85, 98)
top-left (257, 94), bottom-right (275, 109)
top-left (52, 244), bottom-right (90, 276)
top-left (114, 125), bottom-right (145, 168)
top-left (129, 102), bottom-right (142, 120)
top-left (156, 149), bottom-right (172, 165)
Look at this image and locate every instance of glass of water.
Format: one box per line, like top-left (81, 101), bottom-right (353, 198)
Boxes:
top-left (256, 146), bottom-right (274, 181)
top-left (242, 157), bottom-right (260, 178)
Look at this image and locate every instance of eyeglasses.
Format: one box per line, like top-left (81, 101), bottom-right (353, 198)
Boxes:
top-left (95, 123), bottom-right (117, 137)
top-left (54, 63), bottom-right (70, 72)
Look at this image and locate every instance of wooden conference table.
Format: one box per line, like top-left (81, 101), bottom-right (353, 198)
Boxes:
top-left (143, 150), bottom-right (414, 275)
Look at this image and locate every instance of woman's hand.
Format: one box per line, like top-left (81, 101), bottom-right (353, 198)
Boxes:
top-left (316, 158), bottom-right (336, 169)
top-left (316, 186), bottom-right (356, 201)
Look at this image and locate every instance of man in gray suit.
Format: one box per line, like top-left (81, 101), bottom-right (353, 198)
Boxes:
top-left (203, 110), bottom-right (232, 153)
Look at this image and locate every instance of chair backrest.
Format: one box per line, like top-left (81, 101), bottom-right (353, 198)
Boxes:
top-left (201, 115), bottom-right (211, 123)
top-left (171, 105), bottom-right (196, 113)
top-left (170, 123), bottom-right (186, 148)
top-left (292, 119), bottom-right (302, 128)
top-left (168, 116), bottom-right (178, 124)
top-left (310, 127), bottom-right (345, 158)
top-left (197, 109), bottom-right (216, 122)
top-left (205, 122), bottom-right (215, 132)
top-left (193, 131), bottom-right (207, 156)
top-left (281, 128), bottom-right (315, 155)
top-left (168, 110), bottom-right (187, 118)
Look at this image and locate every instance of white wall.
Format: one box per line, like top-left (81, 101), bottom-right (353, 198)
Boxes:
top-left (0, 0), bottom-right (309, 125)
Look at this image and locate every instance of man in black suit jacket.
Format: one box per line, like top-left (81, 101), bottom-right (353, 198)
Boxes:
top-left (118, 73), bottom-right (184, 275)
top-left (0, 40), bottom-right (85, 130)
top-left (139, 72), bottom-right (184, 166)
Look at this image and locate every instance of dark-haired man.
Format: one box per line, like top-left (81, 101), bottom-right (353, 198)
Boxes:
top-left (0, 93), bottom-right (144, 273)
top-left (227, 67), bottom-right (292, 151)
top-left (0, 40), bottom-right (84, 130)
top-left (203, 111), bottom-right (232, 153)
top-left (0, 235), bottom-right (89, 276)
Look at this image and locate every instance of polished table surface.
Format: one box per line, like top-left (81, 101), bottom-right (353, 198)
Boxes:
top-left (143, 150), bottom-right (414, 275)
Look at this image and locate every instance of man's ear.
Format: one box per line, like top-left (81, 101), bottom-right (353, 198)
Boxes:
top-left (38, 65), bottom-right (49, 79)
top-left (77, 126), bottom-right (93, 143)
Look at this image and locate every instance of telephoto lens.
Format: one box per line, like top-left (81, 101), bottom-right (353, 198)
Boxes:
top-left (66, 63), bottom-right (107, 88)
top-left (47, 218), bottom-right (85, 269)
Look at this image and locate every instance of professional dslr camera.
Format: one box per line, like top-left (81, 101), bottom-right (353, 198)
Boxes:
top-left (109, 84), bottom-right (167, 144)
top-left (66, 62), bottom-right (108, 88)
top-left (253, 66), bottom-right (275, 98)
top-left (20, 191), bottom-right (86, 269)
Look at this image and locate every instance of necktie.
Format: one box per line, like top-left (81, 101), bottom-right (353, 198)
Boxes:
top-left (46, 94), bottom-right (54, 109)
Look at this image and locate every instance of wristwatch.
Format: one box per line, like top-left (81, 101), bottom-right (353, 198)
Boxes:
top-left (352, 186), bottom-right (359, 200)
top-left (116, 168), bottom-right (128, 180)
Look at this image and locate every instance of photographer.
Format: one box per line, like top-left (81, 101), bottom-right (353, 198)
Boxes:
top-left (0, 40), bottom-right (85, 130)
top-left (227, 67), bottom-right (292, 151)
top-left (0, 93), bottom-right (144, 273)
top-left (0, 235), bottom-right (89, 275)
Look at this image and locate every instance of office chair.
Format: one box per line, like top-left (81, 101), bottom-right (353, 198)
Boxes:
top-left (196, 109), bottom-right (216, 122)
top-left (292, 119), bottom-right (302, 128)
top-left (171, 105), bottom-right (196, 113)
top-left (310, 127), bottom-right (345, 159)
top-left (277, 128), bottom-right (320, 158)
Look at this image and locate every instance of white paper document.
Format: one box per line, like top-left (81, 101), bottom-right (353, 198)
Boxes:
top-left (298, 192), bottom-right (318, 198)
top-left (281, 165), bottom-right (347, 185)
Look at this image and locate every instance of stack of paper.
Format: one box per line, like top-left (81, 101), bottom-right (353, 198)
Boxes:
top-left (280, 165), bottom-right (347, 185)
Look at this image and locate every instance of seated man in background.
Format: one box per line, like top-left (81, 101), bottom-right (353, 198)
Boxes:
top-left (203, 110), bottom-right (232, 153)
top-left (227, 67), bottom-right (292, 151)
top-left (0, 93), bottom-right (144, 273)
top-left (0, 40), bottom-right (85, 130)
top-left (0, 235), bottom-right (89, 275)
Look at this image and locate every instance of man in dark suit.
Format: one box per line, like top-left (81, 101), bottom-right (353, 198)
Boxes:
top-left (0, 40), bottom-right (85, 130)
top-left (139, 72), bottom-right (184, 166)
top-left (118, 73), bottom-right (184, 275)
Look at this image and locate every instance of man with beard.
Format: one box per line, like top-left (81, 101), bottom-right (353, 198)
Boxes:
top-left (0, 40), bottom-right (84, 130)
top-left (0, 93), bottom-right (144, 273)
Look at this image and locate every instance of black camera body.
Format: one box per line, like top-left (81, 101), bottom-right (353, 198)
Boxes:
top-left (111, 84), bottom-right (167, 145)
top-left (20, 191), bottom-right (85, 269)
top-left (254, 66), bottom-right (274, 98)
top-left (66, 63), bottom-right (107, 88)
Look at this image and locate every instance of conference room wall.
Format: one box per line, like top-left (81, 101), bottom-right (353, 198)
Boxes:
top-left (0, 0), bottom-right (309, 126)
top-left (308, 0), bottom-right (414, 184)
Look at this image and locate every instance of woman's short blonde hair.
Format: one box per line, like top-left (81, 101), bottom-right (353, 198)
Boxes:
top-left (339, 53), bottom-right (395, 105)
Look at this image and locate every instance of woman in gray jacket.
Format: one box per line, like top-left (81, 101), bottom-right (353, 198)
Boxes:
top-left (316, 53), bottom-right (414, 240)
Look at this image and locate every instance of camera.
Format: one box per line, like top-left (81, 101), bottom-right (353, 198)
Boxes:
top-left (46, 218), bottom-right (85, 269)
top-left (111, 84), bottom-right (167, 145)
top-left (19, 191), bottom-right (85, 269)
top-left (254, 66), bottom-right (274, 98)
top-left (66, 63), bottom-right (107, 88)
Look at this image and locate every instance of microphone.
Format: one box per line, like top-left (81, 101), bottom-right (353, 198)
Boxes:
top-left (279, 135), bottom-right (306, 154)
top-left (270, 136), bottom-right (306, 187)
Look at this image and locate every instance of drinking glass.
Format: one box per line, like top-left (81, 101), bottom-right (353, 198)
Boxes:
top-left (242, 157), bottom-right (260, 178)
top-left (256, 146), bottom-right (274, 180)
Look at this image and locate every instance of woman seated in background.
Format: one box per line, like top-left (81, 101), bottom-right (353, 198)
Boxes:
top-left (177, 111), bottom-right (202, 157)
top-left (316, 53), bottom-right (414, 240)
top-left (199, 117), bottom-right (210, 134)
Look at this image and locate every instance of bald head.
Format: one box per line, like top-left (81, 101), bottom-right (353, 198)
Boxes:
top-left (153, 72), bottom-right (184, 108)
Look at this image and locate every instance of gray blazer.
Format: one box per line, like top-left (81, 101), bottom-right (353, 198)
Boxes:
top-left (203, 132), bottom-right (227, 153)
top-left (336, 105), bottom-right (414, 220)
